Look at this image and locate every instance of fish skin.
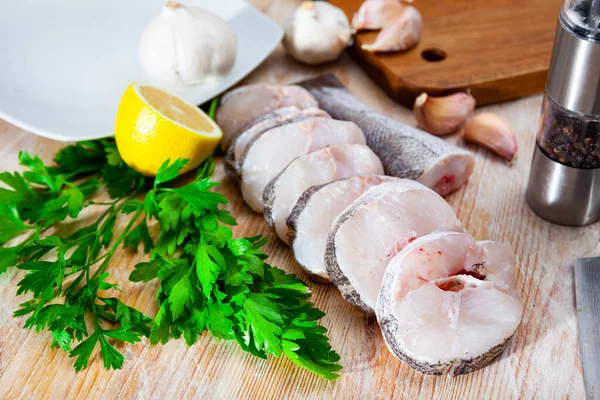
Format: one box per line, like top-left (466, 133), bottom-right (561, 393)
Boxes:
top-left (298, 74), bottom-right (475, 196)
top-left (324, 179), bottom-right (464, 314)
top-left (216, 84), bottom-right (318, 149)
top-left (376, 231), bottom-right (523, 376)
top-left (264, 144), bottom-right (384, 244)
top-left (376, 332), bottom-right (509, 377)
top-left (287, 175), bottom-right (398, 283)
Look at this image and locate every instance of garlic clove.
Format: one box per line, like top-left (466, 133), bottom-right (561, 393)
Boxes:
top-left (352, 0), bottom-right (404, 31)
top-left (462, 113), bottom-right (518, 162)
top-left (361, 5), bottom-right (422, 53)
top-left (413, 92), bottom-right (476, 135)
top-left (284, 1), bottom-right (353, 65)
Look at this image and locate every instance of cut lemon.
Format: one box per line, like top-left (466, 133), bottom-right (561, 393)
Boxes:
top-left (115, 83), bottom-right (222, 176)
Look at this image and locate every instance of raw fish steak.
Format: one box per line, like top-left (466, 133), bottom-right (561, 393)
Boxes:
top-left (377, 231), bottom-right (523, 376)
top-left (239, 118), bottom-right (366, 213)
top-left (216, 84), bottom-right (318, 149)
top-left (225, 107), bottom-right (330, 173)
top-left (325, 179), bottom-right (463, 314)
top-left (287, 175), bottom-right (397, 282)
top-left (264, 144), bottom-right (384, 244)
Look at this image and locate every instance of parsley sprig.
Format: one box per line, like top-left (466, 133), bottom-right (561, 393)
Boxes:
top-left (131, 159), bottom-right (342, 380)
top-left (0, 138), bottom-right (341, 379)
top-left (1, 140), bottom-right (152, 370)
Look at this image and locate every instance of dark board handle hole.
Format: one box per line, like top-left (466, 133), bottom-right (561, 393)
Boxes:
top-left (421, 48), bottom-right (447, 62)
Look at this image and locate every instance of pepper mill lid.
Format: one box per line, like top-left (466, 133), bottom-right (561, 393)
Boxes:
top-left (546, 0), bottom-right (600, 116)
top-left (562, 0), bottom-right (600, 40)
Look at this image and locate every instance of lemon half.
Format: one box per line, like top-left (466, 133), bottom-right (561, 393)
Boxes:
top-left (115, 83), bottom-right (222, 176)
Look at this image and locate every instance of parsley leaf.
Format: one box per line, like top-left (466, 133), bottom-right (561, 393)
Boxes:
top-left (154, 158), bottom-right (189, 189)
top-left (2, 139), bottom-right (153, 372)
top-left (2, 135), bottom-right (340, 379)
top-left (123, 220), bottom-right (154, 253)
top-left (0, 203), bottom-right (29, 243)
top-left (130, 158), bottom-right (342, 380)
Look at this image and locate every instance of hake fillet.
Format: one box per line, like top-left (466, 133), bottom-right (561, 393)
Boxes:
top-left (299, 74), bottom-right (474, 196)
top-left (287, 175), bottom-right (397, 282)
top-left (377, 231), bottom-right (523, 377)
top-left (225, 107), bottom-right (331, 176)
top-left (238, 118), bottom-right (367, 213)
top-left (216, 84), bottom-right (318, 149)
top-left (264, 144), bottom-right (384, 244)
top-left (324, 179), bottom-right (464, 314)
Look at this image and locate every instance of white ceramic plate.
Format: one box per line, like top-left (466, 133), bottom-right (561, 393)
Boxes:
top-left (0, 0), bottom-right (283, 141)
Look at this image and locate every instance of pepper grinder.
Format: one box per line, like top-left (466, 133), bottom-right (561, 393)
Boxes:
top-left (526, 0), bottom-right (600, 225)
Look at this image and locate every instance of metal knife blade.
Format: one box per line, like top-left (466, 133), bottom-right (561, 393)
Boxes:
top-left (575, 258), bottom-right (600, 399)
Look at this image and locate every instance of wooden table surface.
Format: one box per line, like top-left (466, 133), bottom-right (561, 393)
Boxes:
top-left (0, 1), bottom-right (589, 399)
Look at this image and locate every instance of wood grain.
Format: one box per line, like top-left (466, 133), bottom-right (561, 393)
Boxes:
top-left (329, 0), bottom-right (561, 107)
top-left (0, 1), bottom-right (588, 398)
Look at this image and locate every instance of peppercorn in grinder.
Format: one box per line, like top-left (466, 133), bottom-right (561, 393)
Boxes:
top-left (526, 0), bottom-right (600, 225)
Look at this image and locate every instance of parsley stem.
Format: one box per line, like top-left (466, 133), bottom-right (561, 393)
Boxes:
top-left (85, 200), bottom-right (120, 207)
top-left (207, 96), bottom-right (219, 120)
top-left (91, 207), bottom-right (143, 281)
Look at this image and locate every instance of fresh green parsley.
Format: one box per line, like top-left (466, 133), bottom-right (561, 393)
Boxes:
top-left (130, 158), bottom-right (341, 380)
top-left (0, 117), bottom-right (341, 379)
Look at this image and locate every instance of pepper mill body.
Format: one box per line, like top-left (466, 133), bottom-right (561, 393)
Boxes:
top-left (526, 0), bottom-right (600, 225)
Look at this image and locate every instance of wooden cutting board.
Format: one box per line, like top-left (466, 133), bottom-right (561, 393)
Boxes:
top-left (0, 2), bottom-right (587, 398)
top-left (329, 0), bottom-right (561, 107)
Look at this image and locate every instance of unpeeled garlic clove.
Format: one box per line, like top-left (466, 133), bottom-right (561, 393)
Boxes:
top-left (462, 113), bottom-right (518, 162)
top-left (361, 5), bottom-right (422, 52)
top-left (352, 0), bottom-right (404, 31)
top-left (413, 92), bottom-right (476, 135)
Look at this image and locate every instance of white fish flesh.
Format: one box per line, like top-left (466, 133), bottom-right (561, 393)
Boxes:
top-left (239, 118), bottom-right (367, 213)
top-left (225, 106), bottom-right (302, 152)
top-left (216, 84), bottom-right (318, 149)
top-left (299, 74), bottom-right (475, 196)
top-left (225, 107), bottom-right (331, 176)
top-left (324, 179), bottom-right (464, 314)
top-left (287, 175), bottom-right (397, 282)
top-left (264, 144), bottom-right (384, 244)
top-left (239, 118), bottom-right (366, 212)
top-left (352, 0), bottom-right (404, 30)
top-left (377, 231), bottom-right (523, 376)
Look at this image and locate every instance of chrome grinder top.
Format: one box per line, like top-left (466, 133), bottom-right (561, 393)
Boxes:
top-left (526, 0), bottom-right (600, 226)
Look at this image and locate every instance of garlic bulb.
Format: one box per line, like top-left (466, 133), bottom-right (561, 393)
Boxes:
top-left (284, 1), bottom-right (353, 65)
top-left (139, 1), bottom-right (237, 86)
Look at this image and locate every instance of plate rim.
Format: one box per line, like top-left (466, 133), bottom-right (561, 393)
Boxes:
top-left (0, 0), bottom-right (283, 142)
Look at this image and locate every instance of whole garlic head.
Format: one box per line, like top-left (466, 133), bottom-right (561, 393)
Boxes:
top-left (284, 1), bottom-right (353, 65)
top-left (139, 1), bottom-right (237, 86)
